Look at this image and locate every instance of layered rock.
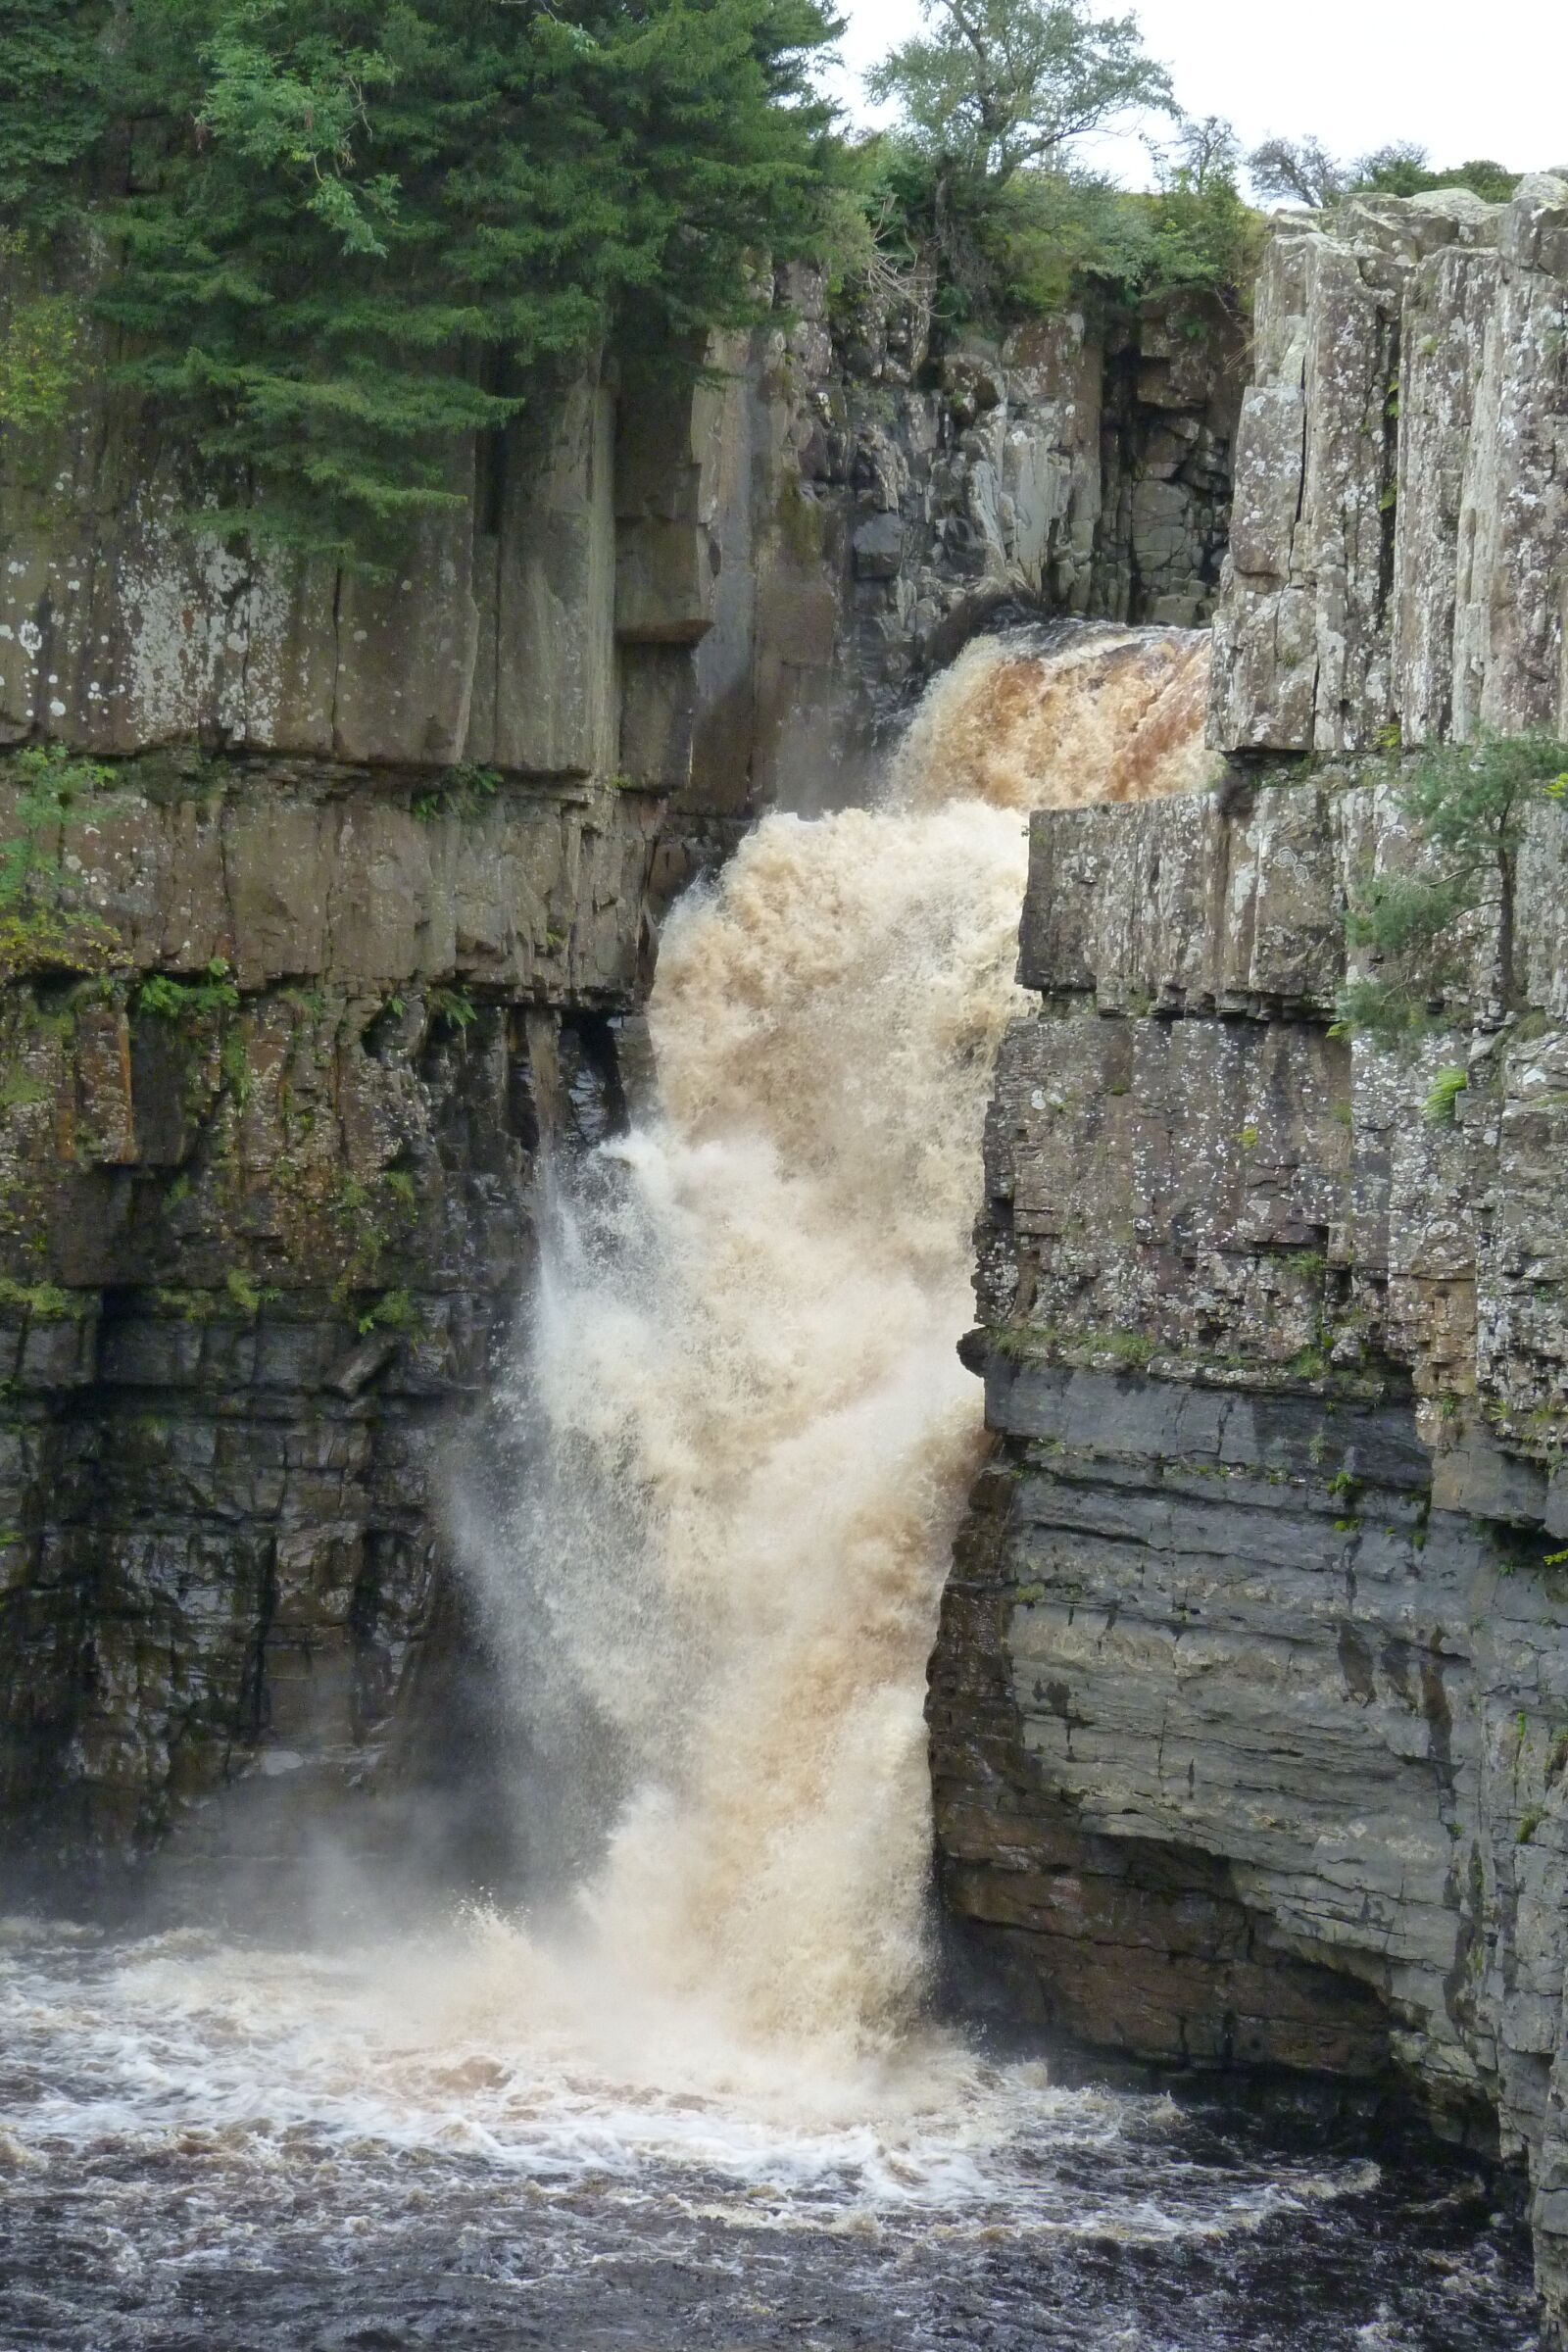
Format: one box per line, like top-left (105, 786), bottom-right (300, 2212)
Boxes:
top-left (0, 267), bottom-right (725, 801)
top-left (0, 758), bottom-right (658, 1884)
top-left (935, 773), bottom-right (1568, 2328)
top-left (1211, 177), bottom-right (1568, 752)
top-left (0, 223), bottom-right (1248, 1884)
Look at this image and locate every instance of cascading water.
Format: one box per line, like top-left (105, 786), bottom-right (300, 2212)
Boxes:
top-left (465, 622), bottom-right (1216, 2082)
top-left (0, 630), bottom-right (1537, 2352)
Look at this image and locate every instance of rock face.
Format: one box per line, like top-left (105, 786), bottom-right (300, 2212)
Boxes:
top-left (934, 766), bottom-right (1568, 2328)
top-left (0, 302), bottom-right (689, 1884)
top-left (1211, 177), bottom-right (1568, 752)
top-left (0, 242), bottom-right (1247, 837)
top-left (943, 181), bottom-right (1568, 2328)
top-left (687, 277), bottom-right (1245, 816)
top-left (0, 278), bottom-right (724, 798)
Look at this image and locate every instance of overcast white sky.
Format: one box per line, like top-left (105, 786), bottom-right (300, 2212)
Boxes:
top-left (827, 1), bottom-right (1568, 189)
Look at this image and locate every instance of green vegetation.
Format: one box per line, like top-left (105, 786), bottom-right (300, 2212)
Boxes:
top-left (993, 1320), bottom-right (1048, 1360)
top-left (1, 0), bottom-right (840, 568)
top-left (1422, 1065), bottom-right (1469, 1127)
top-left (1247, 135), bottom-right (1521, 211)
top-left (0, 1273), bottom-right (87, 1320)
top-left (0, 1068), bottom-right (48, 1112)
top-left (0, 0), bottom-right (1279, 549)
top-left (0, 229), bottom-right (83, 431)
top-left (356, 1286), bottom-right (418, 1337)
top-left (1100, 1328), bottom-right (1156, 1369)
top-left (850, 20), bottom-right (1260, 328)
top-left (220, 1027), bottom-right (252, 1105)
top-left (0, 745), bottom-right (123, 981)
top-left (411, 764), bottom-right (503, 824)
top-left (135, 959), bottom-right (241, 1021)
top-left (224, 1267), bottom-right (279, 1318)
top-left (993, 1318), bottom-right (1156, 1369)
top-left (1, 744), bottom-right (115, 902)
top-left (865, 0), bottom-right (1174, 191)
top-left (428, 984), bottom-right (477, 1031)
top-left (0, 2), bottom-right (107, 230)
top-left (1334, 735), bottom-right (1568, 1042)
top-left (850, 143), bottom-right (1261, 331)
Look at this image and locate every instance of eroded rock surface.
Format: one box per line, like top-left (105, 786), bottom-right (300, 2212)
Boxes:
top-left (0, 762), bottom-right (657, 1886)
top-left (686, 275), bottom-right (1244, 818)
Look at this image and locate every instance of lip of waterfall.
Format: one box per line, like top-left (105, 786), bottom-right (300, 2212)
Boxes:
top-left (892, 620), bottom-right (1217, 813)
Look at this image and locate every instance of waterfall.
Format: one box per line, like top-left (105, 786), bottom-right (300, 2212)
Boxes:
top-left (466, 625), bottom-right (1213, 2081)
top-left (7, 625), bottom-right (1529, 2352)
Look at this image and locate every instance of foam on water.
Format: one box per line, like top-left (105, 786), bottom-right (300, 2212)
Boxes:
top-left (0, 1914), bottom-right (1532, 2347)
top-left (0, 1916), bottom-right (1370, 2238)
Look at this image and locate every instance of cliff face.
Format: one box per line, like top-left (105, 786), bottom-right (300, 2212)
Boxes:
top-left (939, 179), bottom-right (1568, 2336)
top-left (938, 784), bottom-right (1568, 2319)
top-left (1212, 175), bottom-right (1568, 751)
top-left (0, 333), bottom-right (691, 1886)
top-left (687, 277), bottom-right (1244, 815)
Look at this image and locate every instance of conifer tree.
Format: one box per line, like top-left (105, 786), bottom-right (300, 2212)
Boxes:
top-left (2, 0), bottom-right (842, 564)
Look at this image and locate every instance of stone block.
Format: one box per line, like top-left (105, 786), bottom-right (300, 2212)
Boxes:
top-left (1431, 1434), bottom-right (1549, 1524)
top-left (852, 513), bottom-right (906, 579)
top-left (0, 240), bottom-right (634, 778)
top-left (619, 646), bottom-right (698, 793)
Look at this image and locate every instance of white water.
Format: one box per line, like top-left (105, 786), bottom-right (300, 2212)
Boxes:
top-left (0, 605), bottom-right (1248, 2203)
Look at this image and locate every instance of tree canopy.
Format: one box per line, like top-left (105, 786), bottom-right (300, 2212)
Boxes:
top-left (850, 6), bottom-right (1250, 329)
top-left (1, 0), bottom-right (843, 564)
top-left (1245, 136), bottom-right (1346, 211)
top-left (864, 0), bottom-right (1173, 189)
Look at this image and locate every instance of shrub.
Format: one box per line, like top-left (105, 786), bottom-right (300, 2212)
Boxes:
top-left (135, 959), bottom-right (241, 1021)
top-left (1422, 1066), bottom-right (1468, 1126)
top-left (1334, 735), bottom-right (1568, 1041)
top-left (0, 233), bottom-right (83, 432)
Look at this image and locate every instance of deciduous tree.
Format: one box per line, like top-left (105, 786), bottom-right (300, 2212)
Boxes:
top-left (865, 0), bottom-right (1173, 190)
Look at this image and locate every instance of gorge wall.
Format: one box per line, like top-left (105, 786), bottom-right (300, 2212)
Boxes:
top-left (0, 246), bottom-right (1243, 1888)
top-left (936, 177), bottom-right (1568, 2333)
top-left (1213, 175), bottom-right (1568, 751)
top-left (0, 343), bottom-right (680, 1886)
